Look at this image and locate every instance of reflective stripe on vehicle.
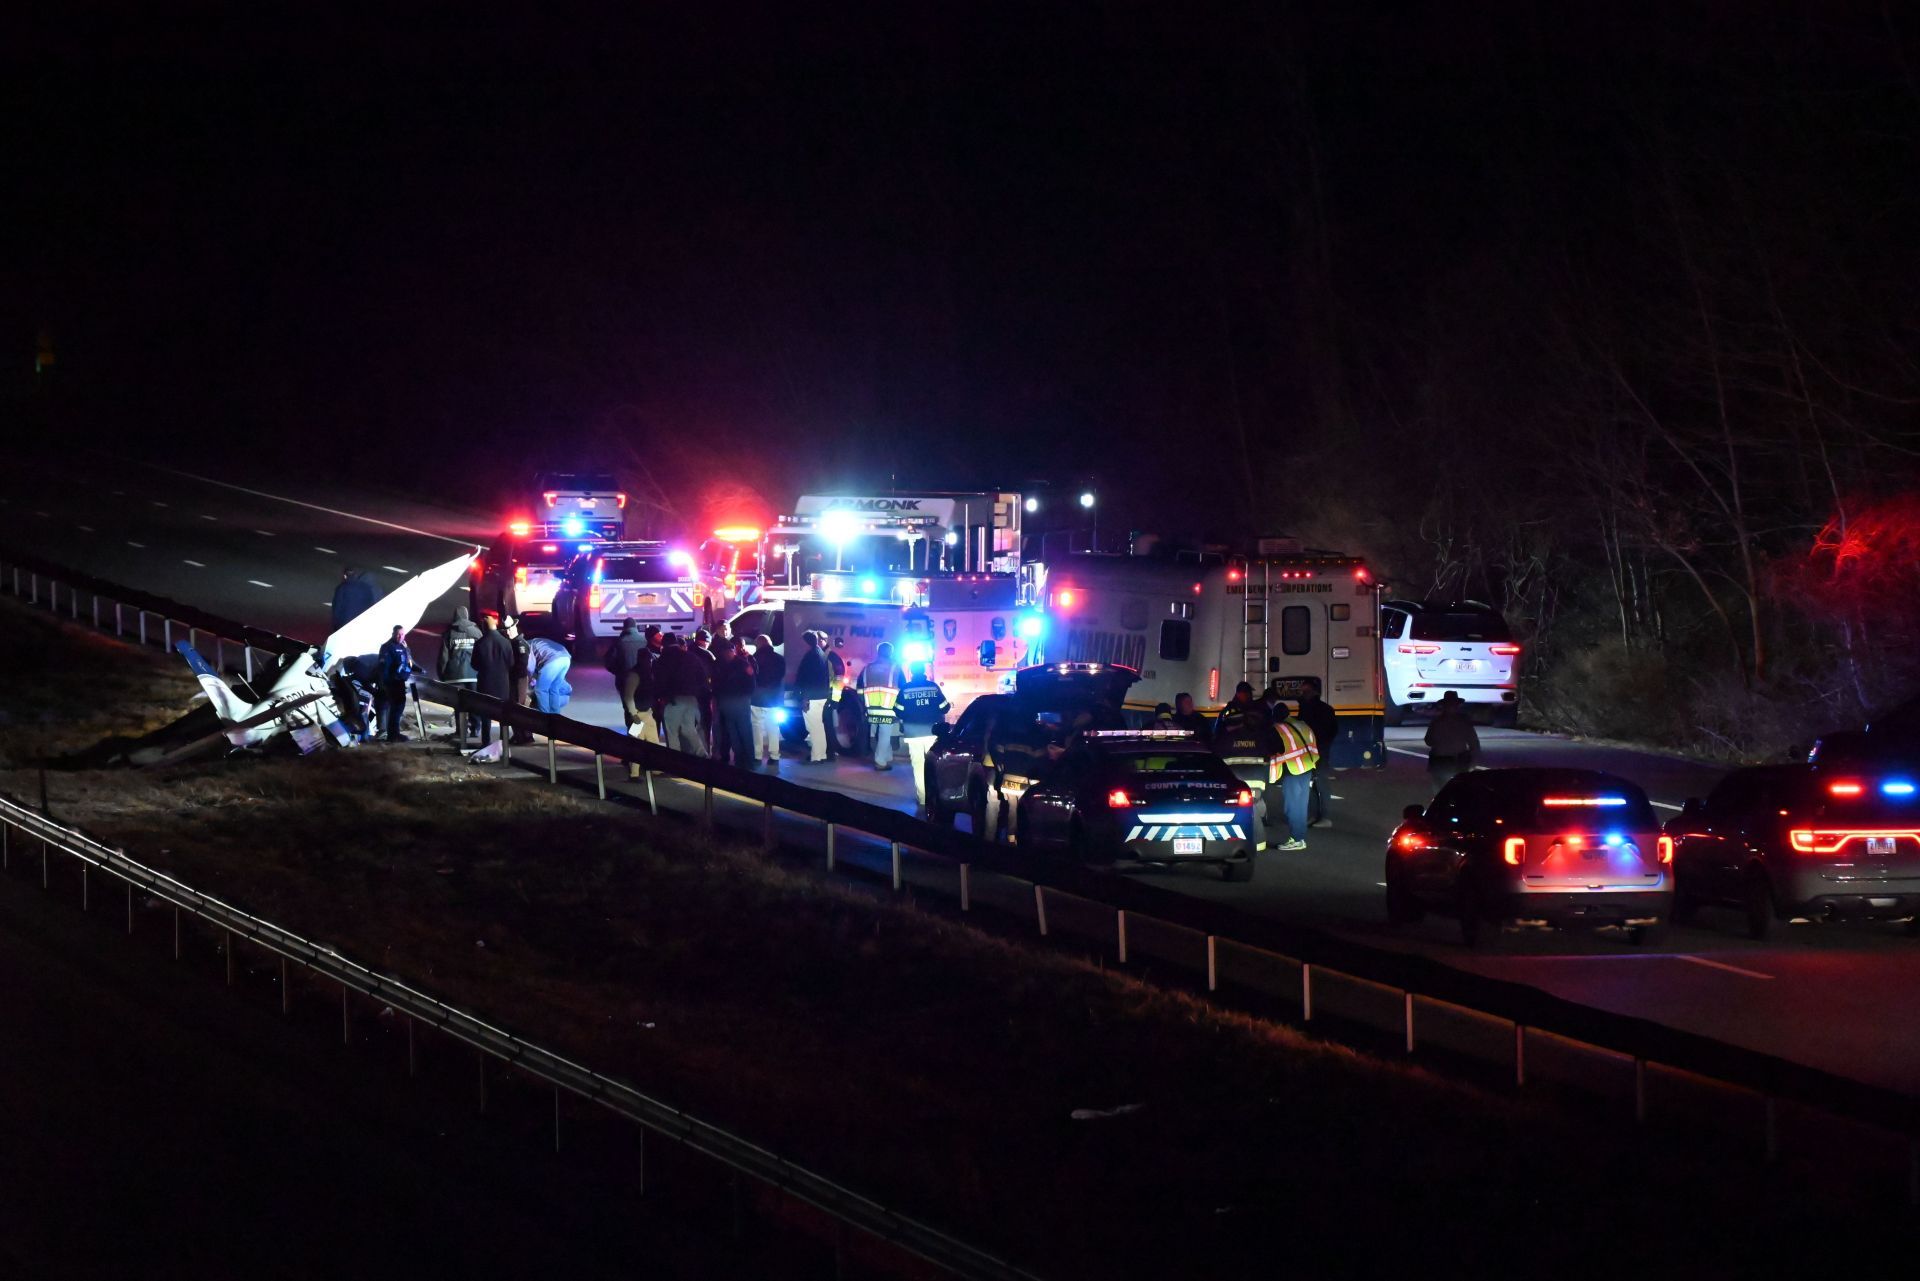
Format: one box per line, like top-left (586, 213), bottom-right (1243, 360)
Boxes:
top-left (1126, 825), bottom-right (1247, 841)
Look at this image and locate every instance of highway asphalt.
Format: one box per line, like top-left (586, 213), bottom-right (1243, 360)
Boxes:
top-left (8, 455), bottom-right (1920, 1096)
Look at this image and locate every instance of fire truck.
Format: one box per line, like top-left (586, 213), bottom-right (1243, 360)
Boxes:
top-left (1024, 539), bottom-right (1387, 768)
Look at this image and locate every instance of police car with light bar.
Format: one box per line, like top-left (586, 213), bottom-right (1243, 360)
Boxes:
top-left (552, 541), bottom-right (703, 657)
top-left (472, 522), bottom-right (604, 622)
top-left (1010, 728), bottom-right (1258, 880)
top-left (1667, 764), bottom-right (1920, 938)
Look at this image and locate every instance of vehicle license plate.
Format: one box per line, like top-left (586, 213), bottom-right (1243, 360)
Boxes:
top-left (633, 592), bottom-right (658, 605)
top-left (1868, 836), bottom-right (1897, 855)
top-left (1173, 837), bottom-right (1203, 855)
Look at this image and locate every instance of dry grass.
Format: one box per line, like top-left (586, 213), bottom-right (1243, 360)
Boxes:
top-left (4, 605), bottom-right (1909, 1277)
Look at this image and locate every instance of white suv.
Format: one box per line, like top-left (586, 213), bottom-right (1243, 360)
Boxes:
top-left (1379, 600), bottom-right (1521, 726)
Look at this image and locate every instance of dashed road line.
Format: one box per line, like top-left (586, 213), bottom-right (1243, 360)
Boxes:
top-left (314, 546), bottom-right (337, 555)
top-left (33, 510), bottom-right (50, 518)
top-left (144, 464), bottom-right (476, 547)
top-left (1651, 800), bottom-right (1682, 811)
top-left (382, 565), bottom-right (410, 575)
top-left (254, 529), bottom-right (275, 537)
top-left (1386, 746), bottom-right (1425, 760)
top-left (183, 559), bottom-right (206, 568)
top-left (1679, 955), bottom-right (1773, 980)
top-left (126, 541), bottom-right (145, 549)
top-left (200, 514), bottom-right (219, 521)
top-left (246, 580), bottom-right (274, 589)
top-left (77, 525), bottom-right (94, 533)
top-left (151, 500), bottom-right (169, 508)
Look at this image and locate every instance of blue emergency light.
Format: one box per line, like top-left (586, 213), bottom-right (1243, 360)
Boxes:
top-left (860, 576), bottom-right (880, 596)
top-left (1884, 779), bottom-right (1917, 797)
top-left (1016, 613), bottom-right (1045, 640)
top-left (562, 518), bottom-right (585, 536)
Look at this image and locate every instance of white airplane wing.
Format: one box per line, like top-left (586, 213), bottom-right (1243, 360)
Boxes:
top-left (322, 551), bottom-right (477, 667)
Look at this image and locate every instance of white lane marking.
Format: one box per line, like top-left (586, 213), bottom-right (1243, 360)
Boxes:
top-left (247, 580), bottom-right (274, 589)
top-left (1387, 746), bottom-right (1425, 759)
top-left (183, 559), bottom-right (206, 568)
top-left (1652, 800), bottom-right (1682, 811)
top-left (144, 464), bottom-right (475, 547)
top-left (382, 565), bottom-right (410, 575)
top-left (151, 500), bottom-right (169, 508)
top-left (200, 514), bottom-right (218, 521)
top-left (33, 510), bottom-right (50, 517)
top-left (126, 541), bottom-right (145, 549)
top-left (1331, 794), bottom-right (1346, 801)
top-left (78, 524), bottom-right (94, 533)
top-left (313, 546), bottom-right (337, 555)
top-left (1679, 955), bottom-right (1773, 980)
top-left (254, 529), bottom-right (275, 537)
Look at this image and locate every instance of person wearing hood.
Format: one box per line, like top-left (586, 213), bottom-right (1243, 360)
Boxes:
top-left (437, 606), bottom-right (484, 746)
top-left (1424, 690), bottom-right (1481, 791)
top-left (605, 619), bottom-right (647, 729)
top-left (330, 566), bottom-right (383, 631)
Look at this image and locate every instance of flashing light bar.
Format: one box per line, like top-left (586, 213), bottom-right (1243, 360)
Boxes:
top-left (713, 525), bottom-right (761, 542)
top-left (1136, 812), bottom-right (1235, 824)
top-left (1542, 797), bottom-right (1627, 808)
top-left (1829, 780), bottom-right (1865, 797)
top-left (1885, 780), bottom-right (1917, 797)
top-left (1082, 729), bottom-right (1194, 739)
top-left (562, 518), bottom-right (585, 536)
top-left (509, 521), bottom-right (531, 537)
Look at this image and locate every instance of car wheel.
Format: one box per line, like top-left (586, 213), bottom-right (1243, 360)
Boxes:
top-left (1221, 854), bottom-right (1254, 883)
top-left (1744, 871), bottom-right (1776, 941)
top-left (1627, 921), bottom-right (1669, 947)
top-left (1384, 689), bottom-right (1409, 728)
top-left (1386, 871), bottom-right (1425, 924)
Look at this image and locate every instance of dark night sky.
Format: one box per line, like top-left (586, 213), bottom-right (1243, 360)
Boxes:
top-left (10, 3), bottom-right (1917, 538)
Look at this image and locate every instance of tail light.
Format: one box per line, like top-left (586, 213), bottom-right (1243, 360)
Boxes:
top-left (1233, 789), bottom-right (1254, 808)
top-left (514, 567), bottom-right (527, 584)
top-left (1398, 644), bottom-right (1440, 655)
top-left (1502, 836), bottom-right (1526, 866)
top-left (1396, 830), bottom-right (1423, 851)
top-left (543, 491), bottom-right (558, 507)
top-left (587, 586), bottom-right (603, 610)
top-left (1107, 789), bottom-right (1132, 809)
top-left (692, 586), bottom-right (706, 608)
top-left (616, 492), bottom-right (628, 509)
top-left (1490, 644), bottom-right (1522, 656)
top-left (1657, 835), bottom-right (1674, 864)
top-left (1790, 829), bottom-right (1920, 854)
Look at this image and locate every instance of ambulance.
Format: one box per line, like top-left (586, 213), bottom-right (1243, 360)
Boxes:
top-left (1025, 540), bottom-right (1387, 768)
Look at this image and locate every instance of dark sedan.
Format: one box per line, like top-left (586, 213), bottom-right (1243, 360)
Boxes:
top-left (1668, 764), bottom-right (1920, 938)
top-left (1015, 730), bottom-right (1258, 880)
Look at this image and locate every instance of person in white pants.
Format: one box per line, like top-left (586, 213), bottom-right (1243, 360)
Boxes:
top-left (748, 632), bottom-right (785, 768)
top-left (793, 631), bottom-right (835, 763)
top-left (893, 662), bottom-right (951, 808)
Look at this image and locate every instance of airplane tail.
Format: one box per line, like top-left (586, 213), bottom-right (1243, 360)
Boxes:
top-left (176, 642), bottom-right (253, 724)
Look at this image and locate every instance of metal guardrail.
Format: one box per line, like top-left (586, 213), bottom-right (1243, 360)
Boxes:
top-left (0, 793), bottom-right (1041, 1281)
top-left (8, 546), bottom-right (1920, 1201)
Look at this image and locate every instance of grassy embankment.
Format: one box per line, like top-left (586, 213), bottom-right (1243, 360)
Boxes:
top-left (0, 594), bottom-right (1906, 1279)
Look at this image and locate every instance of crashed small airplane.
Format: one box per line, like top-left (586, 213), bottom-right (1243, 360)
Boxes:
top-left (156, 551), bottom-right (478, 763)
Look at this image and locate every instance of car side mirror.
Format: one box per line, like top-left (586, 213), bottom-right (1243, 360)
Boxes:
top-left (1402, 804), bottom-right (1424, 821)
top-left (977, 639), bottom-right (996, 668)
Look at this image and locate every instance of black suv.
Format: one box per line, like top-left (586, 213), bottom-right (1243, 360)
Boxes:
top-left (1668, 764), bottom-right (1920, 938)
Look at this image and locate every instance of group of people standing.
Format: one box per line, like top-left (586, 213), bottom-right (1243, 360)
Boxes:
top-left (603, 620), bottom-right (787, 770)
top-left (1154, 677), bottom-right (1339, 851)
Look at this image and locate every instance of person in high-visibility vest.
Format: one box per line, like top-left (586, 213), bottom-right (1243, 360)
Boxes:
top-left (1270, 703), bottom-right (1321, 851)
top-left (1213, 704), bottom-right (1282, 851)
top-left (858, 641), bottom-right (902, 770)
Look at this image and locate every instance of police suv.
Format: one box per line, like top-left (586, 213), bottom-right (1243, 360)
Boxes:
top-left (552, 541), bottom-right (703, 658)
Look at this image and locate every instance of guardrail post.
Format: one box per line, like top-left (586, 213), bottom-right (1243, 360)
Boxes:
top-left (215, 637), bottom-right (224, 672)
top-left (71, 585), bottom-right (79, 619)
top-left (138, 611), bottom-right (147, 646)
top-left (595, 754), bottom-right (606, 801)
top-left (244, 646), bottom-right (254, 683)
top-left (91, 595), bottom-right (99, 628)
top-left (187, 626), bottom-right (195, 652)
top-left (890, 841), bottom-right (902, 891)
top-left (645, 768), bottom-right (657, 816)
top-left (163, 618), bottom-right (172, 650)
top-left (1206, 935), bottom-right (1218, 992)
top-left (959, 863), bottom-right (970, 912)
top-left (1116, 909), bottom-right (1128, 963)
top-left (1404, 992), bottom-right (1416, 1054)
top-left (3, 823), bottom-right (9, 869)
top-left (28, 572), bottom-right (36, 605)
top-left (114, 602), bottom-right (123, 636)
top-left (547, 737), bottom-right (557, 784)
top-left (1301, 963), bottom-right (1313, 1021)
top-left (1034, 885), bottom-right (1048, 936)
top-left (1515, 1024), bottom-right (1527, 1086)
top-left (825, 822), bottom-right (836, 870)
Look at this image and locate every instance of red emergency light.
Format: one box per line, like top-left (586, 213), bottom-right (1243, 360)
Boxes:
top-left (713, 525), bottom-right (761, 542)
top-left (509, 520), bottom-right (531, 537)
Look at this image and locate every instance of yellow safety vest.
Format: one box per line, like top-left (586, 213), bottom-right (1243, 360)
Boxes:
top-left (1274, 720), bottom-right (1320, 775)
top-left (861, 685), bottom-right (900, 723)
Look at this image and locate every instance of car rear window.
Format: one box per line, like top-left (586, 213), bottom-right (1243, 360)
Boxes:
top-left (511, 540), bottom-right (573, 568)
top-left (1107, 752), bottom-right (1217, 774)
top-left (598, 555), bottom-right (678, 581)
top-left (1409, 612), bottom-right (1513, 642)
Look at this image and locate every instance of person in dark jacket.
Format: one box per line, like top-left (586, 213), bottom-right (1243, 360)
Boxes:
top-left (690, 628), bottom-right (718, 751)
top-left (376, 625), bottom-right (415, 742)
top-left (1213, 682), bottom-right (1257, 740)
top-left (605, 620), bottom-right (646, 728)
top-left (652, 632), bottom-right (709, 756)
top-left (1424, 690), bottom-right (1481, 792)
top-left (713, 636), bottom-right (758, 768)
top-left (749, 632), bottom-right (785, 769)
top-left (825, 638), bottom-right (851, 758)
top-left (437, 606), bottom-right (483, 746)
top-left (1170, 692), bottom-right (1209, 737)
top-left (1295, 677), bottom-right (1340, 827)
top-left (794, 631), bottom-right (834, 763)
top-left (330, 566), bottom-right (382, 631)
top-left (895, 663), bottom-right (951, 808)
top-left (470, 613), bottom-right (514, 750)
